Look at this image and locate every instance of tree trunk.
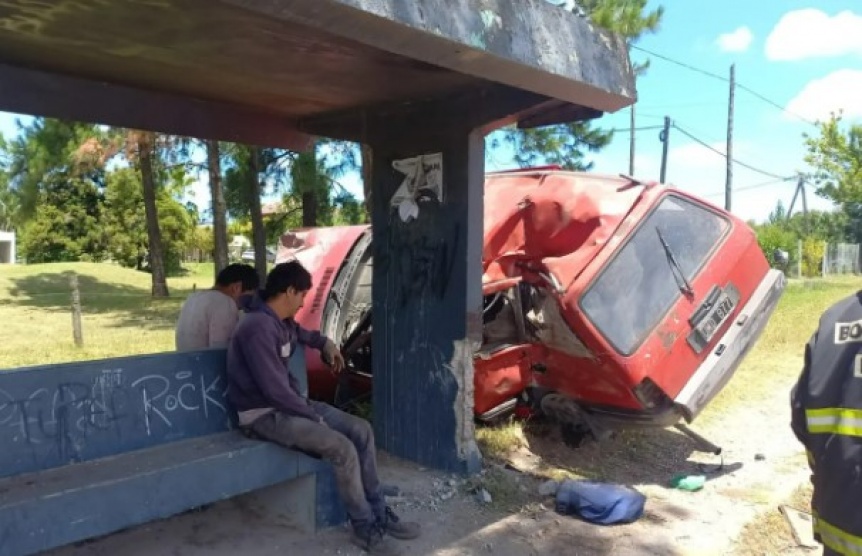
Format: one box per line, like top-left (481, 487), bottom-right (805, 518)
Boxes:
top-left (139, 132), bottom-right (169, 298)
top-left (207, 140), bottom-right (229, 277)
top-left (361, 144), bottom-right (373, 217)
top-left (247, 147), bottom-right (268, 284)
top-left (302, 191), bottom-right (317, 227)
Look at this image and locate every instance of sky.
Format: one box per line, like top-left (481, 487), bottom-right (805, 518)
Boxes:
top-left (584, 0), bottom-right (862, 222)
top-left (1, 1), bottom-right (860, 224)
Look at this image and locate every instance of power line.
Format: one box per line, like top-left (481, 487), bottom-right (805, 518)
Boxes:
top-left (630, 45), bottom-right (816, 126)
top-left (632, 112), bottom-right (668, 121)
top-left (630, 45), bottom-right (726, 82)
top-left (607, 125), bottom-right (664, 134)
top-left (671, 123), bottom-right (790, 181)
top-left (703, 177), bottom-right (793, 198)
top-left (735, 83), bottom-right (815, 125)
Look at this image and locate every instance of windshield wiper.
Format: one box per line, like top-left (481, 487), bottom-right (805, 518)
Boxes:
top-left (656, 228), bottom-right (695, 297)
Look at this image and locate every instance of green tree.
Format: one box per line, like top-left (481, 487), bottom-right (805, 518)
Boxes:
top-left (7, 120), bottom-right (112, 262)
top-left (205, 140), bottom-right (230, 275)
top-left (0, 168), bottom-right (19, 231)
top-left (223, 140), bottom-right (363, 277)
top-left (492, 1), bottom-right (664, 170)
top-left (291, 150), bottom-right (333, 226)
top-left (103, 167), bottom-right (194, 274)
top-left (104, 168), bottom-right (148, 270)
top-left (4, 118), bottom-right (105, 221)
top-left (803, 112), bottom-right (862, 242)
top-left (187, 225), bottom-right (215, 263)
top-left (332, 193), bottom-right (367, 225)
top-left (786, 210), bottom-right (848, 243)
top-left (19, 172), bottom-right (108, 263)
top-left (223, 145), bottom-right (268, 281)
top-left (804, 112), bottom-right (862, 206)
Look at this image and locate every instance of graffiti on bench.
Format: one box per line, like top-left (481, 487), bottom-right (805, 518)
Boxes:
top-left (0, 350), bottom-right (233, 478)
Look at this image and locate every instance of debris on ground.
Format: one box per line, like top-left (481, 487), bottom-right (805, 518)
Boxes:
top-left (780, 505), bottom-right (819, 549)
top-left (670, 474), bottom-right (706, 492)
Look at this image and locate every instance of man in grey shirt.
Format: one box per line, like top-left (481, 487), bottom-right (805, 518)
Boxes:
top-left (175, 263), bottom-right (259, 351)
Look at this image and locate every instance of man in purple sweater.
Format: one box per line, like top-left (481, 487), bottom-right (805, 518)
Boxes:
top-left (227, 261), bottom-right (420, 551)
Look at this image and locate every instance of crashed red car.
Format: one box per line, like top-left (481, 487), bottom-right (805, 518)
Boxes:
top-left (277, 167), bottom-right (785, 444)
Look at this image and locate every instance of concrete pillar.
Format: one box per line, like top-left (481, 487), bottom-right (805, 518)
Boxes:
top-left (367, 119), bottom-right (485, 474)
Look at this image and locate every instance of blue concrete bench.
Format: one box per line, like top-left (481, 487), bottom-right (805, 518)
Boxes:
top-left (0, 350), bottom-right (345, 556)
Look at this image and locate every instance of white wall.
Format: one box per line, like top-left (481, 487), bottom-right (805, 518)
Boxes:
top-left (0, 231), bottom-right (16, 264)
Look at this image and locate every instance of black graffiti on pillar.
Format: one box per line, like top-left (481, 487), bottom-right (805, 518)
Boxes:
top-left (379, 217), bottom-right (460, 308)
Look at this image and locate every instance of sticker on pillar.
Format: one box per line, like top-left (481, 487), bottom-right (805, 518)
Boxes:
top-left (390, 153), bottom-right (443, 222)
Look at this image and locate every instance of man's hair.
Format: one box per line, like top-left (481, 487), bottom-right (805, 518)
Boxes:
top-left (262, 261), bottom-right (313, 300)
top-left (215, 263), bottom-right (259, 291)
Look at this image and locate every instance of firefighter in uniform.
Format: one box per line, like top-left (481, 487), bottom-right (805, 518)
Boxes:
top-left (791, 292), bottom-right (862, 556)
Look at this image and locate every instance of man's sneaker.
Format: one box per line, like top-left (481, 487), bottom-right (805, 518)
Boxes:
top-left (379, 506), bottom-right (421, 540)
top-left (350, 521), bottom-right (385, 552)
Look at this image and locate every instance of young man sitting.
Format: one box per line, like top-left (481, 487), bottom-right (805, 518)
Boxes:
top-left (226, 261), bottom-right (421, 551)
top-left (175, 263), bottom-right (259, 351)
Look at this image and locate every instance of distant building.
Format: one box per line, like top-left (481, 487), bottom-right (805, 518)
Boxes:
top-left (229, 235), bottom-right (251, 261)
top-left (0, 231), bottom-right (15, 264)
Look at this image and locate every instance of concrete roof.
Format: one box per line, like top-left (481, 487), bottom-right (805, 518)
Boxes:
top-left (0, 0), bottom-right (635, 147)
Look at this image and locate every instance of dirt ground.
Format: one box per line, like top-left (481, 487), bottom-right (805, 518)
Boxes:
top-left (48, 364), bottom-right (816, 556)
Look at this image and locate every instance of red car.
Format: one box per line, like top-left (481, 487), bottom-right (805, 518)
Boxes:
top-left (276, 167), bottom-right (785, 445)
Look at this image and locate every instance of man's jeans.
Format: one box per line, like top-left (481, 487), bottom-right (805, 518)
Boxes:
top-left (286, 346), bottom-right (308, 398)
top-left (246, 401), bottom-right (384, 524)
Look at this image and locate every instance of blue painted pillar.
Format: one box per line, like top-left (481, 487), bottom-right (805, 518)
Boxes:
top-left (370, 123), bottom-right (485, 474)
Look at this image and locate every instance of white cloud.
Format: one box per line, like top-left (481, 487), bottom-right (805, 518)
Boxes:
top-left (785, 69), bottom-right (862, 121)
top-left (765, 9), bottom-right (862, 61)
top-left (716, 26), bottom-right (753, 53)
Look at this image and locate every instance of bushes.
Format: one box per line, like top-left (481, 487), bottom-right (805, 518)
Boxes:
top-left (754, 225), bottom-right (840, 278)
top-left (755, 223), bottom-right (797, 269)
top-left (801, 238), bottom-right (826, 278)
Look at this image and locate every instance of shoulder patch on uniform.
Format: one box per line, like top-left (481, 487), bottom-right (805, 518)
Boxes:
top-left (835, 319), bottom-right (862, 344)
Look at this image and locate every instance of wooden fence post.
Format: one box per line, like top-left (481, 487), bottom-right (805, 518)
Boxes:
top-left (70, 272), bottom-right (83, 347)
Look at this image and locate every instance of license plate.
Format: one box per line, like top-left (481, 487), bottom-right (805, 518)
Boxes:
top-left (687, 285), bottom-right (740, 353)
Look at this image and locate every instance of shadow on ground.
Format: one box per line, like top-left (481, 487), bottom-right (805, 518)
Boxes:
top-left (45, 450), bottom-right (687, 556)
top-left (0, 271), bottom-right (192, 331)
top-left (513, 418), bottom-right (743, 488)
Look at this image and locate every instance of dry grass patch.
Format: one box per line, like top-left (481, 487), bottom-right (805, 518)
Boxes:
top-left (733, 482), bottom-right (814, 556)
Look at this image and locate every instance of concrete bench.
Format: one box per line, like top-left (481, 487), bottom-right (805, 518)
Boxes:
top-left (0, 350), bottom-right (346, 556)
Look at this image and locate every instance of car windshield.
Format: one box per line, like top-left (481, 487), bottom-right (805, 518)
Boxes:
top-left (580, 195), bottom-right (730, 355)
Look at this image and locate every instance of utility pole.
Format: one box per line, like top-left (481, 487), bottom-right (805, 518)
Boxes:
top-left (659, 116), bottom-right (671, 183)
top-left (629, 105), bottom-right (636, 175)
top-left (725, 63), bottom-right (735, 212)
top-left (787, 176), bottom-right (803, 219)
top-left (786, 176), bottom-right (810, 235)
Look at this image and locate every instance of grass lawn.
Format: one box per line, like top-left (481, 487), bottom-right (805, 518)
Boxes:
top-left (0, 262), bottom-right (216, 368)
